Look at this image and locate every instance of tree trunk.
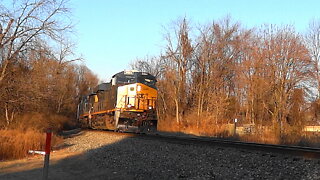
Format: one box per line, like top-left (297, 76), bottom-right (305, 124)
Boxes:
top-left (0, 59), bottom-right (9, 83)
top-left (5, 104), bottom-right (9, 126)
top-left (175, 99), bottom-right (180, 126)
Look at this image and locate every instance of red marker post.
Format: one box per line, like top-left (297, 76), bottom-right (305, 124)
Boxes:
top-left (43, 128), bottom-right (52, 180)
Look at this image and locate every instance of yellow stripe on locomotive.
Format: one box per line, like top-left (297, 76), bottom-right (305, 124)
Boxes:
top-left (116, 83), bottom-right (157, 111)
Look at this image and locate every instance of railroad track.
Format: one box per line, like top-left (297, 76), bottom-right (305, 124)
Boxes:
top-left (62, 128), bottom-right (320, 159)
top-left (138, 133), bottom-right (320, 159)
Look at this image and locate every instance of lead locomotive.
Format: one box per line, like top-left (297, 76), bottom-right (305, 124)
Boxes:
top-left (77, 70), bottom-right (157, 132)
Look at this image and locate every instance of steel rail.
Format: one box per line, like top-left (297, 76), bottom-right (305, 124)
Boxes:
top-left (141, 133), bottom-right (320, 159)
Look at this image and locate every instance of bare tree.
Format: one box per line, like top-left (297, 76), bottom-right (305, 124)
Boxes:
top-left (191, 17), bottom-right (245, 129)
top-left (257, 25), bottom-right (312, 135)
top-left (0, 0), bottom-right (72, 83)
top-left (164, 18), bottom-right (193, 126)
top-left (130, 56), bottom-right (165, 78)
top-left (305, 19), bottom-right (320, 98)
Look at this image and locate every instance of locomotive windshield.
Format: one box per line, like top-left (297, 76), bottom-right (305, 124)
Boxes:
top-left (137, 74), bottom-right (156, 88)
top-left (114, 75), bottom-right (136, 84)
top-left (112, 71), bottom-right (156, 88)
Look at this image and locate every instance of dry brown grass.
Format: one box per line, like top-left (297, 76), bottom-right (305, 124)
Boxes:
top-left (239, 128), bottom-right (281, 144)
top-left (281, 126), bottom-right (320, 147)
top-left (15, 112), bottom-right (75, 131)
top-left (0, 112), bottom-right (74, 160)
top-left (0, 128), bottom-right (62, 160)
top-left (159, 116), bottom-right (320, 147)
top-left (157, 117), bottom-right (180, 132)
top-left (158, 114), bottom-right (234, 137)
top-left (234, 125), bottom-right (320, 146)
top-left (297, 134), bottom-right (320, 147)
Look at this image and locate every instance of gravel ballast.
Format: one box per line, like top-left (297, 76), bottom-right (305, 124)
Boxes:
top-left (1, 130), bottom-right (320, 179)
top-left (67, 131), bottom-right (320, 179)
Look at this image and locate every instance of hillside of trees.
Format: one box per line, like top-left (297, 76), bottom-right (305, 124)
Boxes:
top-left (0, 0), bottom-right (98, 131)
top-left (132, 17), bottom-right (320, 144)
top-left (0, 0), bottom-right (98, 159)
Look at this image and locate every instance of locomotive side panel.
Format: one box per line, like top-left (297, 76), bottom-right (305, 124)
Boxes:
top-left (103, 85), bottom-right (118, 110)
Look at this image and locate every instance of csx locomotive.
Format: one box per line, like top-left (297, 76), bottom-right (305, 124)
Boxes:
top-left (77, 70), bottom-right (157, 132)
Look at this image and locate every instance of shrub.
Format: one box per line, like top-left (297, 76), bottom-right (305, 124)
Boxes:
top-left (11, 112), bottom-right (77, 132)
top-left (0, 128), bottom-right (62, 160)
top-left (158, 113), bottom-right (235, 137)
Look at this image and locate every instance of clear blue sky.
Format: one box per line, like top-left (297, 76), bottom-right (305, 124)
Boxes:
top-left (71, 0), bottom-right (320, 81)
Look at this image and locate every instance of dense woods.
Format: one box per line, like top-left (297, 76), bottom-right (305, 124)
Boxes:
top-left (132, 17), bottom-right (320, 143)
top-left (0, 0), bottom-right (98, 131)
top-left (0, 0), bottom-right (98, 160)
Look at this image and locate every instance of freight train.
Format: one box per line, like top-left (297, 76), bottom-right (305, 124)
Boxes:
top-left (77, 70), bottom-right (157, 132)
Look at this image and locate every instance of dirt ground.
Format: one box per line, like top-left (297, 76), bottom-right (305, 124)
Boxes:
top-left (0, 150), bottom-right (82, 178)
top-left (0, 131), bottom-right (130, 180)
top-left (0, 150), bottom-right (131, 180)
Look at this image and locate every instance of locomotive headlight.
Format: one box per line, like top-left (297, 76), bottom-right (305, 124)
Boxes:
top-left (137, 85), bottom-right (141, 92)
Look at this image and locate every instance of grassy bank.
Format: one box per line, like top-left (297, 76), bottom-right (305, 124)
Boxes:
top-left (158, 118), bottom-right (320, 147)
top-left (0, 128), bottom-right (62, 160)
